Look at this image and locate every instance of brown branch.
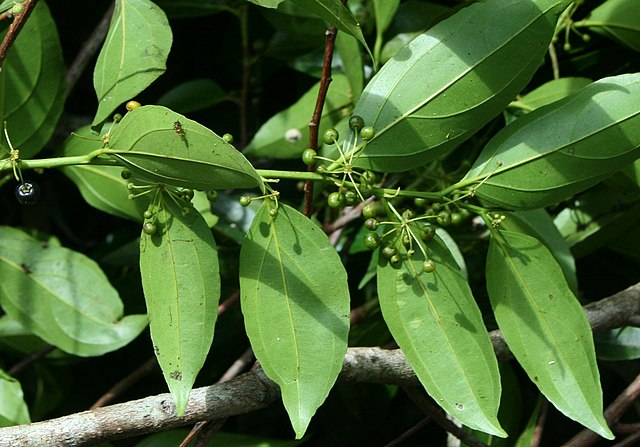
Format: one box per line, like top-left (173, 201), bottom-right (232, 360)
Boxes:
top-left (66, 2), bottom-right (115, 94)
top-left (7, 345), bottom-right (55, 376)
top-left (382, 416), bottom-right (431, 447)
top-left (90, 357), bottom-right (158, 410)
top-left (1, 283), bottom-right (639, 446)
top-left (0, 0), bottom-right (39, 69)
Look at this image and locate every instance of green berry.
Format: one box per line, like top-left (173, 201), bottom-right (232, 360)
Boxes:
top-left (402, 233), bottom-right (411, 248)
top-left (143, 210), bottom-right (153, 219)
top-left (11, 4), bottom-right (23, 14)
top-left (113, 113), bottom-right (123, 123)
top-left (302, 148), bottom-right (317, 166)
top-left (402, 209), bottom-right (416, 220)
top-left (239, 195), bottom-right (252, 207)
top-left (269, 208), bottom-right (278, 217)
top-left (327, 192), bottom-right (344, 208)
top-left (316, 165), bottom-right (327, 174)
top-left (422, 259), bottom-right (436, 273)
top-left (382, 245), bottom-right (397, 259)
top-left (344, 190), bottom-right (358, 206)
top-left (349, 115), bottom-right (365, 131)
top-left (181, 189), bottom-right (194, 200)
top-left (360, 126), bottom-right (375, 140)
top-left (364, 233), bottom-right (380, 250)
top-left (323, 128), bottom-right (339, 145)
top-left (142, 222), bottom-right (157, 235)
top-left (362, 203), bottom-right (378, 218)
top-left (361, 170), bottom-right (377, 185)
top-left (364, 218), bottom-right (378, 231)
top-left (414, 197), bottom-right (427, 208)
top-left (420, 224), bottom-right (435, 242)
top-left (206, 190), bottom-right (219, 202)
top-left (120, 169), bottom-right (132, 180)
top-left (436, 210), bottom-right (451, 226)
top-left (389, 254), bottom-right (402, 268)
top-left (450, 211), bottom-right (463, 225)
top-left (222, 133), bottom-right (234, 143)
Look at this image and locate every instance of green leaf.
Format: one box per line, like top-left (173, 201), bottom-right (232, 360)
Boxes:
top-left (92, 0), bottom-right (172, 127)
top-left (244, 75), bottom-right (352, 159)
top-left (0, 227), bottom-right (148, 357)
top-left (500, 210), bottom-right (578, 293)
top-left (247, 0), bottom-right (285, 8)
top-left (335, 32), bottom-right (364, 103)
top-left (585, 0), bottom-right (640, 52)
top-left (595, 327), bottom-right (640, 361)
top-left (377, 233), bottom-right (505, 437)
top-left (514, 397), bottom-right (543, 447)
top-left (289, 0), bottom-right (372, 58)
top-left (518, 77), bottom-right (592, 110)
top-left (239, 202), bottom-right (350, 438)
top-left (59, 125), bottom-right (149, 222)
top-left (461, 73), bottom-right (640, 209)
top-left (107, 105), bottom-right (264, 191)
top-left (0, 1), bottom-right (65, 158)
top-left (486, 229), bottom-right (613, 438)
top-left (353, 0), bottom-right (571, 172)
top-left (0, 369), bottom-right (30, 427)
top-left (373, 0), bottom-right (400, 36)
top-left (139, 192), bottom-right (220, 415)
top-left (156, 79), bottom-right (228, 114)
top-left (153, 0), bottom-right (230, 18)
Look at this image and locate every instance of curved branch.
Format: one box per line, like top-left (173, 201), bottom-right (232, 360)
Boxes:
top-left (1, 283), bottom-right (639, 447)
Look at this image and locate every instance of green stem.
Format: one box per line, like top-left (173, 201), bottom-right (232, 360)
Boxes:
top-left (1, 149), bottom-right (114, 172)
top-left (257, 169), bottom-right (325, 182)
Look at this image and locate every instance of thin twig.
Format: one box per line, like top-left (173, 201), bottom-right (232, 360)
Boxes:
top-left (66, 2), bottom-right (115, 93)
top-left (0, 0), bottom-right (39, 69)
top-left (382, 417), bottom-right (431, 447)
top-left (548, 43), bottom-right (560, 80)
top-left (612, 429), bottom-right (640, 447)
top-left (531, 399), bottom-right (549, 447)
top-left (90, 356), bottom-right (158, 410)
top-left (7, 345), bottom-right (55, 376)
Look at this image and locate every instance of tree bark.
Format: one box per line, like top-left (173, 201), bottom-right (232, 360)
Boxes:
top-left (1, 282), bottom-right (639, 447)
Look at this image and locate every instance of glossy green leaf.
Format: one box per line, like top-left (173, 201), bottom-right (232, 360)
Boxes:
top-left (518, 77), bottom-right (592, 110)
top-left (585, 0), bottom-right (640, 52)
top-left (0, 1), bottom-right (65, 158)
top-left (373, 0), bottom-right (400, 36)
top-left (0, 227), bottom-right (148, 357)
top-left (335, 32), bottom-right (364, 103)
top-left (244, 75), bottom-right (352, 159)
top-left (595, 327), bottom-right (640, 361)
top-left (353, 0), bottom-right (571, 172)
top-left (377, 233), bottom-right (504, 437)
top-left (0, 369), bottom-right (30, 427)
top-left (486, 229), bottom-right (612, 438)
top-left (139, 192), bottom-right (220, 415)
top-left (106, 105), bottom-right (264, 191)
top-left (157, 79), bottom-right (228, 114)
top-left (501, 210), bottom-right (577, 293)
top-left (247, 0), bottom-right (285, 8)
top-left (461, 73), bottom-right (640, 209)
top-left (289, 0), bottom-right (371, 57)
top-left (93, 0), bottom-right (172, 127)
top-left (239, 202), bottom-right (350, 439)
top-left (59, 125), bottom-right (149, 222)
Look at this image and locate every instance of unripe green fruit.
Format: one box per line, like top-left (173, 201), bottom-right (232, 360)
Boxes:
top-left (142, 222), bottom-right (157, 235)
top-left (364, 218), bottom-right (378, 231)
top-left (222, 133), bottom-right (234, 143)
top-left (269, 208), bottom-right (278, 217)
top-left (382, 245), bottom-right (397, 259)
top-left (362, 170), bottom-right (377, 185)
top-left (402, 209), bottom-right (416, 220)
top-left (181, 189), bottom-right (194, 200)
top-left (113, 113), bottom-right (123, 123)
top-left (120, 169), bottom-right (132, 180)
top-left (11, 4), bottom-right (23, 14)
top-left (323, 128), bottom-right (339, 145)
top-left (316, 165), bottom-right (327, 174)
top-left (436, 210), bottom-right (451, 226)
top-left (327, 192), bottom-right (344, 208)
top-left (126, 100), bottom-right (141, 111)
top-left (360, 126), bottom-right (375, 140)
top-left (450, 211), bottom-right (463, 225)
top-left (344, 190), bottom-right (357, 206)
top-left (364, 233), bottom-right (380, 249)
top-left (349, 115), bottom-right (365, 131)
top-left (239, 195), bottom-right (252, 207)
top-left (362, 203), bottom-right (378, 218)
top-left (143, 210), bottom-right (153, 219)
top-left (414, 197), bottom-right (427, 208)
top-left (389, 254), bottom-right (402, 268)
top-left (420, 224), bottom-right (435, 242)
top-left (302, 148), bottom-right (317, 166)
top-left (206, 190), bottom-right (219, 202)
top-left (422, 259), bottom-right (436, 273)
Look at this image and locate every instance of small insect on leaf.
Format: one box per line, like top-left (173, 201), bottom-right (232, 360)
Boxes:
top-left (173, 120), bottom-right (184, 135)
top-left (20, 263), bottom-right (32, 274)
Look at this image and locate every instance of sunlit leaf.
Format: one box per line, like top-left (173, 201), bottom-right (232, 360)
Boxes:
top-left (461, 73), bottom-right (640, 209)
top-left (585, 0), bottom-right (640, 52)
top-left (240, 202), bottom-right (350, 438)
top-left (377, 232), bottom-right (504, 437)
top-left (0, 227), bottom-right (147, 357)
top-left (486, 229), bottom-right (612, 438)
top-left (353, 0), bottom-right (571, 172)
top-left (93, 0), bottom-right (172, 126)
top-left (139, 192), bottom-right (220, 415)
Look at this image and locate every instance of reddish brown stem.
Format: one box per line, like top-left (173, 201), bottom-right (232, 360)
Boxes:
top-left (0, 0), bottom-right (39, 68)
top-left (7, 345), bottom-right (55, 376)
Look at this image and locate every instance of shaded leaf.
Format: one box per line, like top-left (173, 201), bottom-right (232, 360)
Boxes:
top-left (0, 1), bottom-right (65, 158)
top-left (0, 227), bottom-right (147, 357)
top-left (373, 0), bottom-right (400, 36)
top-left (335, 32), bottom-right (364, 103)
top-left (377, 232), bottom-right (504, 436)
top-left (518, 77), bottom-right (592, 110)
top-left (107, 105), bottom-right (264, 191)
top-left (153, 0), bottom-right (230, 18)
top-left (247, 0), bottom-right (285, 8)
top-left (461, 73), bottom-right (640, 209)
top-left (514, 397), bottom-right (543, 447)
top-left (585, 0), bottom-right (640, 52)
top-left (59, 125), bottom-right (149, 222)
top-left (157, 79), bottom-right (228, 114)
top-left (595, 327), bottom-right (640, 361)
top-left (240, 202), bottom-right (350, 438)
top-left (0, 369), bottom-right (30, 427)
top-left (139, 192), bottom-right (220, 415)
top-left (244, 75), bottom-right (352, 159)
top-left (93, 0), bottom-right (172, 126)
top-left (353, 0), bottom-right (571, 172)
top-left (486, 229), bottom-right (612, 438)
